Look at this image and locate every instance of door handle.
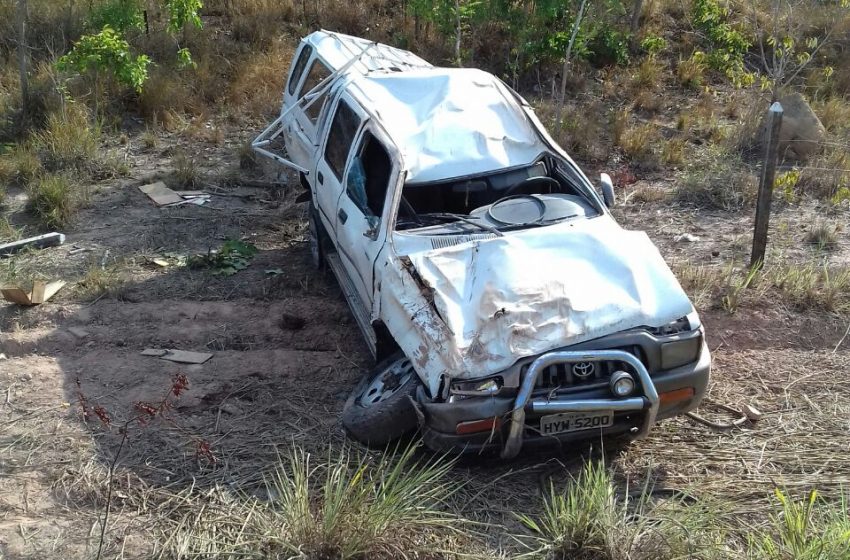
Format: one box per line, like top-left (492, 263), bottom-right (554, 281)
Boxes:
top-left (317, 171), bottom-right (324, 185)
top-left (338, 208), bottom-right (348, 224)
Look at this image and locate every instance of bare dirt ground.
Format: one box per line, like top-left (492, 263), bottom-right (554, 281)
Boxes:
top-left (1, 124), bottom-right (850, 558)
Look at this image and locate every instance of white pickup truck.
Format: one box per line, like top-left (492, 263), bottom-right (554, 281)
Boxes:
top-left (253, 30), bottom-right (710, 458)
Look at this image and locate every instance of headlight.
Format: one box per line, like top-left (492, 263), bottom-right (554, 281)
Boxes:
top-left (660, 336), bottom-right (702, 369)
top-left (450, 377), bottom-right (502, 398)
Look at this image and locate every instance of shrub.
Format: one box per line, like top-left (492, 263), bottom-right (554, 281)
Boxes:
top-left (661, 137), bottom-right (686, 165)
top-left (678, 54), bottom-right (706, 89)
top-left (633, 58), bottom-right (664, 89)
top-left (0, 144), bottom-right (42, 189)
top-left (618, 123), bottom-right (658, 165)
top-left (27, 174), bottom-right (83, 228)
top-left (32, 104), bottom-right (99, 173)
top-left (172, 150), bottom-right (199, 186)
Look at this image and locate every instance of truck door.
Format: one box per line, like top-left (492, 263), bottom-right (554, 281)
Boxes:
top-left (314, 94), bottom-right (365, 239)
top-left (335, 125), bottom-right (399, 308)
top-left (282, 43), bottom-right (333, 172)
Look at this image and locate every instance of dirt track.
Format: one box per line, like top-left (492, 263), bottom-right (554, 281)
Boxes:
top-left (2, 146), bottom-right (850, 557)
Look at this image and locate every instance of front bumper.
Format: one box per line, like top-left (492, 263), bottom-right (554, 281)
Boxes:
top-left (419, 340), bottom-right (711, 456)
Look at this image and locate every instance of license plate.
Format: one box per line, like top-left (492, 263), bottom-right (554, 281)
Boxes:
top-left (540, 411), bottom-right (614, 435)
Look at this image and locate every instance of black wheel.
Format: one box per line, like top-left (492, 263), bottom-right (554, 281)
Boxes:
top-left (307, 201), bottom-right (325, 270)
top-left (342, 354), bottom-right (421, 447)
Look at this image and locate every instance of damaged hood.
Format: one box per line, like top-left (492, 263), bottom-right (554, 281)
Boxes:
top-left (395, 217), bottom-right (694, 384)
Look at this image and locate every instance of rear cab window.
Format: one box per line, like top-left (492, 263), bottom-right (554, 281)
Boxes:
top-left (299, 59), bottom-right (333, 122)
top-left (287, 44), bottom-right (313, 96)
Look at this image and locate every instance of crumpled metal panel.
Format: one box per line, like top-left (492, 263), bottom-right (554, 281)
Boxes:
top-left (351, 69), bottom-right (548, 184)
top-left (381, 216), bottom-right (694, 395)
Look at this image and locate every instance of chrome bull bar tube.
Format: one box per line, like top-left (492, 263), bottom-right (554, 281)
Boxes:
top-left (501, 350), bottom-right (659, 459)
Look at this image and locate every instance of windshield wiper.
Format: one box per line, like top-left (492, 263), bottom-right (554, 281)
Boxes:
top-left (418, 212), bottom-right (504, 237)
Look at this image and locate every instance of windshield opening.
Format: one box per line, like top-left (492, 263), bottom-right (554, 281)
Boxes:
top-left (395, 158), bottom-right (600, 233)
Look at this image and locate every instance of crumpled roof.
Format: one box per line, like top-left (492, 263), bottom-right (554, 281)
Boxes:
top-left (306, 31), bottom-right (547, 184)
top-left (350, 68), bottom-right (548, 184)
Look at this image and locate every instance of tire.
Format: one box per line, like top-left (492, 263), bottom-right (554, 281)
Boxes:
top-left (307, 201), bottom-right (325, 270)
top-left (342, 354), bottom-right (422, 447)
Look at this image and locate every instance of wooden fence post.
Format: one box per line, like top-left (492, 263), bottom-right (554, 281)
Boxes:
top-left (750, 101), bottom-right (783, 268)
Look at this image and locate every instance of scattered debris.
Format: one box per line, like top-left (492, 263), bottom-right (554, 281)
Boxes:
top-left (188, 239), bottom-right (258, 276)
top-left (675, 233), bottom-right (701, 243)
top-left (0, 232), bottom-right (66, 257)
top-left (139, 182), bottom-right (184, 206)
top-left (686, 400), bottom-right (759, 430)
top-left (148, 253), bottom-right (187, 268)
top-left (0, 353), bottom-right (6, 360)
top-left (67, 327), bottom-right (90, 339)
top-left (1, 280), bottom-right (67, 306)
top-left (160, 350), bottom-right (213, 364)
top-left (68, 247), bottom-right (91, 256)
top-left (264, 268), bottom-right (284, 276)
top-left (140, 182), bottom-right (212, 207)
top-left (141, 348), bottom-right (214, 364)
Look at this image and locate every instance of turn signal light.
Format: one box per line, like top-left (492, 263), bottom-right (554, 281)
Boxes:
top-left (659, 387), bottom-right (695, 407)
top-left (456, 417), bottom-right (502, 435)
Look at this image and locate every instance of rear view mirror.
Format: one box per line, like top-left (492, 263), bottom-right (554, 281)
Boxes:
top-left (599, 173), bottom-right (615, 208)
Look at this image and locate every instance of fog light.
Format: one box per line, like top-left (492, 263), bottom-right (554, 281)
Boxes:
top-left (610, 371), bottom-right (635, 397)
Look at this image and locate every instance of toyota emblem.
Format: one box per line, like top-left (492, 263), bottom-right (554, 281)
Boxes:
top-left (572, 362), bottom-right (595, 378)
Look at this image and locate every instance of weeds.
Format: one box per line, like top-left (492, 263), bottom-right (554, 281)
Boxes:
top-left (27, 174), bottom-right (84, 228)
top-left (749, 489), bottom-right (850, 560)
top-left (518, 460), bottom-right (728, 559)
top-left (188, 239), bottom-right (259, 276)
top-left (172, 150), bottom-right (199, 187)
top-left (75, 259), bottom-right (128, 301)
top-left (159, 442), bottom-right (460, 559)
top-left (32, 104), bottom-right (99, 173)
top-left (805, 222), bottom-right (840, 251)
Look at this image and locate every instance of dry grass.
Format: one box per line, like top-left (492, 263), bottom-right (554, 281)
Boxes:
top-left (805, 221), bottom-right (841, 251)
top-left (228, 41), bottom-right (295, 119)
top-left (172, 150), bottom-right (200, 187)
top-left (0, 144), bottom-right (43, 189)
top-left (154, 442), bottom-right (463, 559)
top-left (537, 100), bottom-right (611, 162)
top-left (632, 58), bottom-right (665, 90)
top-left (617, 123), bottom-right (658, 166)
top-left (74, 259), bottom-right (129, 301)
top-left (676, 147), bottom-right (758, 210)
top-left (677, 56), bottom-right (706, 89)
top-left (813, 97), bottom-right (850, 134)
top-left (27, 173), bottom-right (85, 228)
top-left (674, 258), bottom-right (850, 314)
top-left (797, 146), bottom-right (850, 202)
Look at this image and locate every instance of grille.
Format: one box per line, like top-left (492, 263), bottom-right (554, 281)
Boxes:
top-left (528, 346), bottom-right (644, 389)
top-left (430, 233), bottom-right (498, 250)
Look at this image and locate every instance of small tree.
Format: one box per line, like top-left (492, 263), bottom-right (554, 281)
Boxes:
top-left (749, 0), bottom-right (850, 100)
top-left (58, 0), bottom-right (204, 95)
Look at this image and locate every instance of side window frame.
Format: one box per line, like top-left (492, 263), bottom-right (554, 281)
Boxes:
top-left (323, 96), bottom-right (364, 182)
top-left (297, 58), bottom-right (333, 124)
top-left (344, 127), bottom-right (393, 222)
top-left (287, 44), bottom-right (313, 97)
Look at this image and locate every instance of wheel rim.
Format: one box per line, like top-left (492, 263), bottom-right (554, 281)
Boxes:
top-left (359, 359), bottom-right (415, 407)
top-left (308, 212), bottom-right (321, 268)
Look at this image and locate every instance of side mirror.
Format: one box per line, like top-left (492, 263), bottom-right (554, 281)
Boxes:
top-left (600, 173), bottom-right (615, 208)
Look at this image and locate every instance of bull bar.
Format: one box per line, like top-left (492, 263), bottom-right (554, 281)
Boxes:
top-left (501, 349), bottom-right (659, 459)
